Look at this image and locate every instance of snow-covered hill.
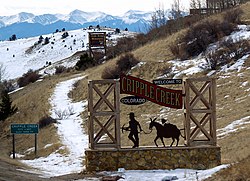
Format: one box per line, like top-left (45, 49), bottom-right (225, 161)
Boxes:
top-left (0, 27), bottom-right (136, 80)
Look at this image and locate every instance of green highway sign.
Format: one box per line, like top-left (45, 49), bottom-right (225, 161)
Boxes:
top-left (11, 124), bottom-right (39, 134)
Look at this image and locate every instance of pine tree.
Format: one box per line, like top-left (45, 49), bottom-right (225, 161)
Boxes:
top-left (38, 35), bottom-right (44, 43)
top-left (0, 91), bottom-right (18, 121)
top-left (62, 32), bottom-right (69, 39)
top-left (9, 34), bottom-right (17, 41)
top-left (44, 37), bottom-right (50, 45)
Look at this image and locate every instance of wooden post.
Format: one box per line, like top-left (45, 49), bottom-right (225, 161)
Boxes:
top-left (211, 78), bottom-right (217, 145)
top-left (185, 79), bottom-right (191, 146)
top-left (88, 80), bottom-right (94, 149)
top-left (35, 134), bottom-right (37, 157)
top-left (115, 80), bottom-right (121, 149)
top-left (12, 134), bottom-right (15, 159)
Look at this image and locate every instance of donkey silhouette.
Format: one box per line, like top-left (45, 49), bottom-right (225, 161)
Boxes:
top-left (149, 118), bottom-right (184, 147)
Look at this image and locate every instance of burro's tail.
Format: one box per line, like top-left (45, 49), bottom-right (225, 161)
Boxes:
top-left (179, 128), bottom-right (185, 138)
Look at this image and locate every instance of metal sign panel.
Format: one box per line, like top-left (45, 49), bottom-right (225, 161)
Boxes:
top-left (120, 96), bottom-right (147, 105)
top-left (89, 32), bottom-right (106, 47)
top-left (153, 79), bottom-right (182, 85)
top-left (120, 74), bottom-right (183, 109)
top-left (11, 124), bottom-right (39, 134)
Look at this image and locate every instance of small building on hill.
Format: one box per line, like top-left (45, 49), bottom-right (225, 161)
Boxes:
top-left (190, 0), bottom-right (247, 15)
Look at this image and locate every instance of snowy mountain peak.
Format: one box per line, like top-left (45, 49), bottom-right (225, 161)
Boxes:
top-left (123, 10), bottom-right (152, 21)
top-left (0, 9), bottom-right (151, 27)
top-left (33, 14), bottom-right (59, 25)
top-left (70, 9), bottom-right (85, 15)
top-left (0, 10), bottom-right (152, 40)
top-left (68, 10), bottom-right (109, 23)
top-left (0, 12), bottom-right (35, 26)
top-left (18, 12), bottom-right (35, 21)
top-left (125, 10), bottom-right (151, 15)
top-left (122, 10), bottom-right (152, 24)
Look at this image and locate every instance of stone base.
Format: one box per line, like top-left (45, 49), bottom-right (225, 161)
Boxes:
top-left (85, 146), bottom-right (221, 172)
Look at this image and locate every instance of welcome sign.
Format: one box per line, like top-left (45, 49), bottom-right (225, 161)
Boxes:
top-left (89, 32), bottom-right (106, 47)
top-left (120, 74), bottom-right (183, 109)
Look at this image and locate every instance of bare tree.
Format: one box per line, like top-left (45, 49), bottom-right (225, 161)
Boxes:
top-left (199, 0), bottom-right (207, 8)
top-left (190, 0), bottom-right (198, 9)
top-left (149, 4), bottom-right (168, 30)
top-left (169, 0), bottom-right (189, 19)
top-left (170, 0), bottom-right (182, 20)
top-left (150, 12), bottom-right (159, 29)
top-left (190, 0), bottom-right (206, 9)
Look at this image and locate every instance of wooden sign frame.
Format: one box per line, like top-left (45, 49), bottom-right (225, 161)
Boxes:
top-left (183, 77), bottom-right (217, 146)
top-left (88, 79), bottom-right (120, 149)
top-left (87, 76), bottom-right (217, 149)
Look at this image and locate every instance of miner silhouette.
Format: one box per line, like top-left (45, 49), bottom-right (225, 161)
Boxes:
top-left (126, 112), bottom-right (142, 148)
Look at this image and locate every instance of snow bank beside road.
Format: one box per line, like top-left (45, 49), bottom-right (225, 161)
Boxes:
top-left (76, 164), bottom-right (229, 181)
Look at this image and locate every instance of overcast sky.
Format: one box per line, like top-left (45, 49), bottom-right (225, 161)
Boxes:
top-left (0, 0), bottom-right (190, 16)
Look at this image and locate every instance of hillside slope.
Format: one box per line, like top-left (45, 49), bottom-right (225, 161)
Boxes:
top-left (0, 27), bottom-right (136, 80)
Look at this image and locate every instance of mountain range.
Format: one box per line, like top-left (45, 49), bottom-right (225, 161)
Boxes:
top-left (0, 10), bottom-right (152, 40)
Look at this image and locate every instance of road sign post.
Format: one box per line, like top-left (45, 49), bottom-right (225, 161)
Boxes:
top-left (12, 134), bottom-right (15, 159)
top-left (10, 124), bottom-right (39, 159)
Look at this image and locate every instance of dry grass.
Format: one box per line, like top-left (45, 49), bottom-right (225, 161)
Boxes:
top-left (133, 29), bottom-right (186, 62)
top-left (214, 66), bottom-right (250, 163)
top-left (241, 1), bottom-right (250, 24)
top-left (204, 156), bottom-right (250, 181)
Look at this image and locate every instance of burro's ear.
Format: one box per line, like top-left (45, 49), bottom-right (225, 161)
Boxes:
top-left (153, 117), bottom-right (157, 122)
top-left (150, 118), bottom-right (152, 122)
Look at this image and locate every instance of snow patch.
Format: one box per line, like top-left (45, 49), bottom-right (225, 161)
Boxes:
top-left (217, 116), bottom-right (250, 139)
top-left (85, 164), bottom-right (229, 181)
top-left (21, 75), bottom-right (89, 177)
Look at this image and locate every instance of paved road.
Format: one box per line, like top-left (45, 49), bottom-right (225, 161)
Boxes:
top-left (0, 157), bottom-right (54, 181)
top-left (0, 157), bottom-right (101, 181)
